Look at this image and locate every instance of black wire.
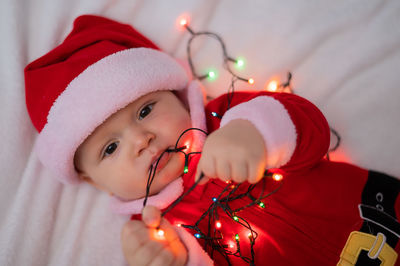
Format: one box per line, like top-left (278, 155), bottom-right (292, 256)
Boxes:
top-left (185, 27), bottom-right (250, 86)
top-left (326, 127), bottom-right (342, 160)
top-left (143, 149), bottom-right (169, 207)
top-left (161, 173), bottom-right (205, 217)
top-left (279, 72), bottom-right (294, 93)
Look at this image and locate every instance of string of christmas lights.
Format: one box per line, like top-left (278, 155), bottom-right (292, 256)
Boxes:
top-left (143, 126), bottom-right (283, 265)
top-left (142, 16), bottom-right (342, 265)
top-left (180, 18), bottom-right (254, 86)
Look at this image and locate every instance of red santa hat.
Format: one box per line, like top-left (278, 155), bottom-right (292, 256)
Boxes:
top-left (25, 15), bottom-right (206, 184)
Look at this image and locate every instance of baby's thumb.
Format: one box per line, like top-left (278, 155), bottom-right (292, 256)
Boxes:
top-left (195, 169), bottom-right (209, 185)
top-left (194, 160), bottom-right (208, 184)
top-left (142, 205), bottom-right (161, 228)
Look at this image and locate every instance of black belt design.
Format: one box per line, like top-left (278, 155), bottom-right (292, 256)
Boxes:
top-left (338, 170), bottom-right (400, 266)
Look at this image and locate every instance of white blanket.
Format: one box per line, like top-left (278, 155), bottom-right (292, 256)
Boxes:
top-left (1, 0), bottom-right (399, 265)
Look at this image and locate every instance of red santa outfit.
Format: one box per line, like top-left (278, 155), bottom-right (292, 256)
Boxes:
top-left (113, 91), bottom-right (400, 266)
top-left (25, 15), bottom-right (399, 266)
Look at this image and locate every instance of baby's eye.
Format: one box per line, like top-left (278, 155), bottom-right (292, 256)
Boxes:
top-left (103, 142), bottom-right (118, 158)
top-left (138, 103), bottom-right (154, 120)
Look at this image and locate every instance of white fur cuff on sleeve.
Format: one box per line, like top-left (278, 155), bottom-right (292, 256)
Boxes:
top-left (220, 96), bottom-right (297, 169)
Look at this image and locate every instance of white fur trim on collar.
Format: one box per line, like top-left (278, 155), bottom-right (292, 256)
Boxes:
top-left (110, 178), bottom-right (184, 215)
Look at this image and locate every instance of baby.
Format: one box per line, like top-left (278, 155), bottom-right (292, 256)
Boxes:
top-left (25, 15), bottom-right (399, 266)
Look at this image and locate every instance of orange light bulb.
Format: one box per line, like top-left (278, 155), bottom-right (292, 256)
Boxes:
top-left (216, 221), bottom-right (222, 229)
top-left (157, 229), bottom-right (165, 237)
top-left (184, 142), bottom-right (190, 151)
top-left (267, 80), bottom-right (278, 92)
top-left (177, 15), bottom-right (190, 30)
top-left (272, 173), bottom-right (283, 181)
top-left (248, 78), bottom-right (255, 85)
top-left (180, 18), bottom-right (188, 27)
top-left (154, 228), bottom-right (165, 240)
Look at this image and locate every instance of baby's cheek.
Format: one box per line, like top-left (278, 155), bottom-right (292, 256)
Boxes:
top-left (112, 173), bottom-right (146, 200)
top-left (176, 116), bottom-right (193, 136)
top-left (116, 183), bottom-right (146, 201)
top-left (156, 118), bottom-right (174, 131)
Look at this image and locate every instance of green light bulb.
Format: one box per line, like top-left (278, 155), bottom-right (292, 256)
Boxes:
top-left (184, 166), bottom-right (189, 174)
top-left (206, 69), bottom-right (218, 81)
top-left (236, 58), bottom-right (245, 69)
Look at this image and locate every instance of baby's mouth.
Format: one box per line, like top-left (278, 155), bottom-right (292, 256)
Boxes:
top-left (148, 146), bottom-right (186, 174)
top-left (166, 145), bottom-right (187, 153)
top-left (149, 150), bottom-right (171, 174)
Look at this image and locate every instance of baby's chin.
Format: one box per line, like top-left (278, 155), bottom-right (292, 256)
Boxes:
top-left (113, 153), bottom-right (185, 201)
top-left (147, 174), bottom-right (181, 198)
top-left (113, 174), bottom-right (181, 202)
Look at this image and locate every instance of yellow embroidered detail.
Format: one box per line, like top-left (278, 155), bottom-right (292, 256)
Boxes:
top-left (337, 231), bottom-right (398, 266)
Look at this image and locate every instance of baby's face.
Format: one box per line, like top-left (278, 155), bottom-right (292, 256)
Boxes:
top-left (74, 91), bottom-right (192, 200)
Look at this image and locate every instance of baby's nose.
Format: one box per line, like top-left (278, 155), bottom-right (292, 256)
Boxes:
top-left (132, 130), bottom-right (155, 156)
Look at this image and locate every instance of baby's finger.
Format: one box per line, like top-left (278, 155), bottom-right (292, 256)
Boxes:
top-left (134, 239), bottom-right (166, 265)
top-left (148, 246), bottom-right (175, 266)
top-left (195, 156), bottom-right (216, 184)
top-left (156, 220), bottom-right (187, 266)
top-left (121, 221), bottom-right (152, 263)
top-left (216, 159), bottom-right (231, 182)
top-left (142, 205), bottom-right (161, 228)
top-left (195, 170), bottom-right (209, 185)
top-left (168, 237), bottom-right (188, 266)
top-left (157, 217), bottom-right (180, 244)
top-left (231, 162), bottom-right (248, 183)
top-left (121, 220), bottom-right (150, 246)
top-left (247, 161), bottom-right (266, 184)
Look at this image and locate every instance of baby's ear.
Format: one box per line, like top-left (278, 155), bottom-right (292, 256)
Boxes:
top-left (78, 173), bottom-right (99, 188)
top-left (77, 172), bottom-right (112, 195)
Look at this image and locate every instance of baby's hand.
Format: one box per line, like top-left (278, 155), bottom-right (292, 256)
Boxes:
top-left (121, 206), bottom-right (187, 266)
top-left (195, 119), bottom-right (267, 184)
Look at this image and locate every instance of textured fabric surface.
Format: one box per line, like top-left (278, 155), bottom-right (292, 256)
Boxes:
top-left (1, 1), bottom-right (399, 265)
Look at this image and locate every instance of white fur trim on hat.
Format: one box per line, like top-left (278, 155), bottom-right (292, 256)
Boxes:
top-left (35, 48), bottom-right (189, 184)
